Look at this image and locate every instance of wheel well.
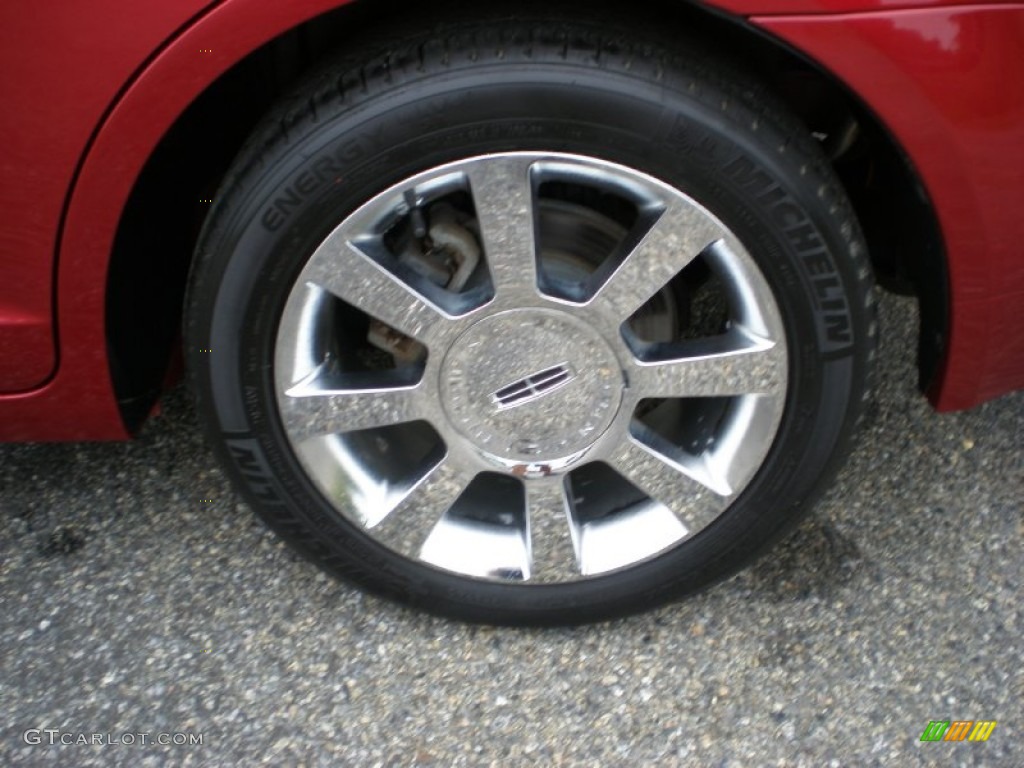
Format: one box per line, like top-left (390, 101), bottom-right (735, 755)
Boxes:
top-left (106, 0), bottom-right (947, 432)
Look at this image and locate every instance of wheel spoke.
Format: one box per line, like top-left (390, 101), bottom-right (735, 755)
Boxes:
top-left (627, 331), bottom-right (786, 399)
top-left (589, 199), bottom-right (724, 322)
top-left (701, 394), bottom-right (783, 498)
top-left (369, 457), bottom-right (475, 557)
top-left (607, 439), bottom-right (729, 531)
top-left (464, 156), bottom-right (540, 299)
top-left (279, 380), bottom-right (421, 443)
top-left (304, 237), bottom-right (450, 341)
top-left (525, 478), bottom-right (580, 582)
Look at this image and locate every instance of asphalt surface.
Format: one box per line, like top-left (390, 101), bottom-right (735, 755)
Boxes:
top-left (1, 292), bottom-right (1021, 767)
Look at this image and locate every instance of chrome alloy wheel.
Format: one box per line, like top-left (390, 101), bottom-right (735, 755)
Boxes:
top-left (274, 152), bottom-right (787, 584)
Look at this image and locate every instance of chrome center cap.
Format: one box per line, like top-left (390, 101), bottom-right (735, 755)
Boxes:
top-left (441, 309), bottom-right (623, 467)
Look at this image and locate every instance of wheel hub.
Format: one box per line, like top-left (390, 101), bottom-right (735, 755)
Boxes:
top-left (440, 309), bottom-right (623, 470)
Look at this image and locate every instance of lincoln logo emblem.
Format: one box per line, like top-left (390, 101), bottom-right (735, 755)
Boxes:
top-left (491, 363), bottom-right (577, 411)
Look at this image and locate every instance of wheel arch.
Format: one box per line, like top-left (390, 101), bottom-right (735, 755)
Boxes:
top-left (95, 0), bottom-right (947, 433)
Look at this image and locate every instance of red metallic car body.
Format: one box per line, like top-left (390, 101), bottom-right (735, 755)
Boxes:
top-left (1, 0), bottom-right (1022, 441)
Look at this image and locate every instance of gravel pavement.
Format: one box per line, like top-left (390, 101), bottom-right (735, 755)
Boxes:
top-left (1, 292), bottom-right (1021, 767)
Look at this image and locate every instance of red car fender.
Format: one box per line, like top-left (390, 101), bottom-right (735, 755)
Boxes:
top-left (0, 0), bottom-right (215, 394)
top-left (712, 0), bottom-right (1020, 12)
top-left (752, 5), bottom-right (1024, 409)
top-left (0, 0), bottom-right (356, 439)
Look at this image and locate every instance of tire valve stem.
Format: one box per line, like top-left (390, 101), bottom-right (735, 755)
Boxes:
top-left (404, 190), bottom-right (428, 240)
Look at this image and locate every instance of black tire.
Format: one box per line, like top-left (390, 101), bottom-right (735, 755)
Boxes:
top-left (185, 16), bottom-right (875, 625)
